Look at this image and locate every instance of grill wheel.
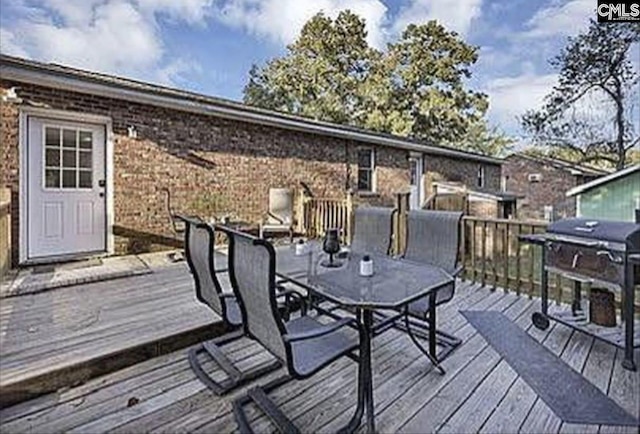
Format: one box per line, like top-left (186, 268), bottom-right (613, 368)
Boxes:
top-left (532, 312), bottom-right (550, 330)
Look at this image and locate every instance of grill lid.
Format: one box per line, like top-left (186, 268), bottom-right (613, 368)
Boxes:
top-left (547, 218), bottom-right (640, 247)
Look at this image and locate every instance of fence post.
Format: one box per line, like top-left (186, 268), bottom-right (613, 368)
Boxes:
top-left (345, 191), bottom-right (354, 244)
top-left (394, 192), bottom-right (409, 256)
top-left (297, 190), bottom-right (306, 235)
top-left (0, 188), bottom-right (11, 277)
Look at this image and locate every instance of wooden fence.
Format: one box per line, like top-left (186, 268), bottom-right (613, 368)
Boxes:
top-left (300, 194), bottom-right (354, 243)
top-left (461, 216), bottom-right (548, 297)
top-left (0, 189), bottom-right (11, 277)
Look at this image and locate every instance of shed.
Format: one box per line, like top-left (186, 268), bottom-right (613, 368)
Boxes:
top-left (566, 165), bottom-right (640, 222)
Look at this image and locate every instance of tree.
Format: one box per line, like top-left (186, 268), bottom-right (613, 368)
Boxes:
top-left (244, 11), bottom-right (509, 155)
top-left (522, 21), bottom-right (640, 170)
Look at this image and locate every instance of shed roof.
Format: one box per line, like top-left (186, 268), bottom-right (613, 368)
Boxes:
top-left (566, 165), bottom-right (640, 197)
top-left (0, 54), bottom-right (502, 165)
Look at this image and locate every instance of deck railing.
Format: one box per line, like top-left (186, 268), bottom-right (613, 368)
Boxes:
top-left (460, 216), bottom-right (548, 298)
top-left (299, 194), bottom-right (637, 308)
top-left (0, 189), bottom-right (11, 277)
top-left (300, 194), bottom-right (353, 243)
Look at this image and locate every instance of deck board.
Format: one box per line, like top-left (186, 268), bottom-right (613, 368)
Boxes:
top-left (0, 264), bottom-right (219, 402)
top-left (1, 280), bottom-right (638, 433)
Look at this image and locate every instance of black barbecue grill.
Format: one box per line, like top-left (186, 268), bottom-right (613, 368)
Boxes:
top-left (520, 218), bottom-right (640, 371)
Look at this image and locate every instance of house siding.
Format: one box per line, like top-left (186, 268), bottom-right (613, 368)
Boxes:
top-left (0, 80), bottom-right (500, 264)
top-left (576, 171), bottom-right (640, 222)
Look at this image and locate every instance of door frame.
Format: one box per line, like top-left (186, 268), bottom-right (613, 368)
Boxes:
top-left (19, 107), bottom-right (114, 264)
top-left (408, 152), bottom-right (424, 210)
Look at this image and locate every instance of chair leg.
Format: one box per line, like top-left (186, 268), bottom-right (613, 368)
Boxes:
top-left (403, 311), bottom-right (446, 375)
top-left (190, 330), bottom-right (282, 396)
top-left (233, 375), bottom-right (299, 434)
top-left (396, 312), bottom-right (462, 366)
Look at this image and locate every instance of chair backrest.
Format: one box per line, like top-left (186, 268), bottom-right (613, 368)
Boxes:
top-left (351, 206), bottom-right (395, 255)
top-left (268, 188), bottom-right (293, 224)
top-left (223, 227), bottom-right (287, 361)
top-left (404, 210), bottom-right (463, 274)
top-left (177, 215), bottom-right (227, 320)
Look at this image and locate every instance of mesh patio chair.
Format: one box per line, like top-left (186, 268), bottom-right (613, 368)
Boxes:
top-left (221, 226), bottom-right (360, 434)
top-left (259, 188), bottom-right (294, 241)
top-left (350, 206), bottom-right (395, 255)
top-left (400, 210), bottom-right (464, 369)
top-left (178, 215), bottom-right (292, 396)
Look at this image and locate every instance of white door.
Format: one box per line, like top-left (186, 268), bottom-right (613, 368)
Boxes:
top-left (27, 117), bottom-right (106, 260)
top-left (409, 156), bottom-right (423, 210)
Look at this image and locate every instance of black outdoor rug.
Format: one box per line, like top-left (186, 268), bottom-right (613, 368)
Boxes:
top-left (461, 310), bottom-right (639, 427)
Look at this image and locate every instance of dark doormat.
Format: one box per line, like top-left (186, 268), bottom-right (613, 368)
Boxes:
top-left (461, 310), bottom-right (639, 427)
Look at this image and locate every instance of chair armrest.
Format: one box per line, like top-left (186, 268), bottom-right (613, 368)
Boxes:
top-left (275, 286), bottom-right (307, 315)
top-left (283, 317), bottom-right (356, 343)
top-left (267, 212), bottom-right (285, 224)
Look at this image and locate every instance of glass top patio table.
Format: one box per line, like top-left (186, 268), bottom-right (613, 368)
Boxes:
top-left (275, 243), bottom-right (454, 309)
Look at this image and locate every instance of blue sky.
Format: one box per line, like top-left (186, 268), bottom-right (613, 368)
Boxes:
top-left (0, 0), bottom-right (600, 137)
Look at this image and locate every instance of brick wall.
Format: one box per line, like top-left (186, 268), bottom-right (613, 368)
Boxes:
top-left (503, 155), bottom-right (591, 220)
top-left (1, 80), bottom-right (415, 260)
top-left (1, 79), bottom-right (501, 263)
top-left (424, 154), bottom-right (501, 196)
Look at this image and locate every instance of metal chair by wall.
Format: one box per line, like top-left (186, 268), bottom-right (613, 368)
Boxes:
top-left (221, 226), bottom-right (359, 434)
top-left (350, 206), bottom-right (395, 255)
top-left (177, 215), bottom-right (281, 395)
top-left (259, 188), bottom-right (294, 241)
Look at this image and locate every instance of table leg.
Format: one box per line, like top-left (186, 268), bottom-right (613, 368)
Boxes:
top-left (362, 309), bottom-right (375, 433)
top-left (338, 309), bottom-right (372, 434)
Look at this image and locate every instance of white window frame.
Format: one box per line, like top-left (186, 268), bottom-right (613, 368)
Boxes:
top-left (356, 147), bottom-right (376, 192)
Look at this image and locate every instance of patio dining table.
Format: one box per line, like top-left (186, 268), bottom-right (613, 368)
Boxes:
top-left (275, 243), bottom-right (454, 433)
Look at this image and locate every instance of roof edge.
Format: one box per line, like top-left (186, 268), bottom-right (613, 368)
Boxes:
top-left (566, 165), bottom-right (640, 197)
top-left (0, 55), bottom-right (503, 165)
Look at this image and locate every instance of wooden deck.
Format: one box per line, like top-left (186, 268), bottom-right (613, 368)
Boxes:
top-left (0, 262), bottom-right (227, 405)
top-left (2, 280), bottom-right (638, 433)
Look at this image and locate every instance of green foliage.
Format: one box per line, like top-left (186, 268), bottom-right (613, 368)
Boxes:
top-left (244, 11), bottom-right (503, 155)
top-left (522, 21), bottom-right (640, 169)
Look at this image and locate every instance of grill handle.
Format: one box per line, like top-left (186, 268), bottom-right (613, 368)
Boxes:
top-left (547, 236), bottom-right (605, 248)
top-left (596, 250), bottom-right (623, 264)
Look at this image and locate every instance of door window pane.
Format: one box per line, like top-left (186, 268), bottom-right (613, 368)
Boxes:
top-left (45, 170), bottom-right (60, 188)
top-left (62, 170), bottom-right (77, 188)
top-left (79, 131), bottom-right (93, 149)
top-left (44, 126), bottom-right (96, 189)
top-left (79, 170), bottom-right (92, 188)
top-left (63, 129), bottom-right (77, 148)
top-left (63, 150), bottom-right (77, 168)
top-left (79, 151), bottom-right (92, 168)
top-left (45, 149), bottom-right (60, 167)
top-left (45, 127), bottom-right (60, 147)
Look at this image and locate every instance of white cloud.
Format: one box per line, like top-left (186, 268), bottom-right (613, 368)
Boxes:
top-left (0, 0), bottom-right (214, 85)
top-left (212, 0), bottom-right (389, 48)
top-left (393, 0), bottom-right (483, 37)
top-left (23, 2), bottom-right (162, 74)
top-left (524, 0), bottom-right (593, 38)
top-left (137, 0), bottom-right (214, 24)
top-left (484, 72), bottom-right (558, 131)
top-left (0, 28), bottom-right (29, 57)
